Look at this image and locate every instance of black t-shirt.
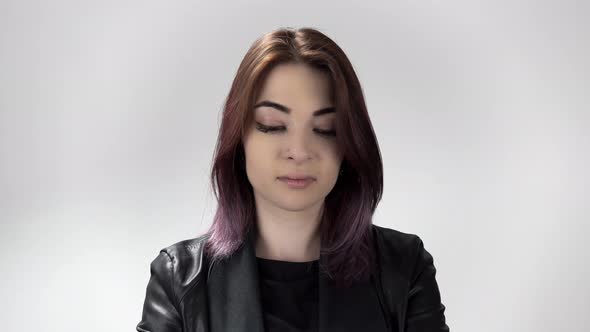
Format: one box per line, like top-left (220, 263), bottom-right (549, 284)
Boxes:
top-left (256, 257), bottom-right (319, 332)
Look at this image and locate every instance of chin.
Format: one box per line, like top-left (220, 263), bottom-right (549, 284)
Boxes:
top-left (273, 195), bottom-right (321, 211)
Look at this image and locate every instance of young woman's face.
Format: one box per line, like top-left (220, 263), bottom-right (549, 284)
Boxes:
top-left (242, 62), bottom-right (343, 212)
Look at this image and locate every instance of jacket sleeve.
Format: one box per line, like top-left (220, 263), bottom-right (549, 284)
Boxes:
top-left (405, 237), bottom-right (450, 332)
top-left (136, 250), bottom-right (183, 332)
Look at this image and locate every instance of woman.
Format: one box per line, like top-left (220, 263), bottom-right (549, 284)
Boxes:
top-left (137, 27), bottom-right (449, 332)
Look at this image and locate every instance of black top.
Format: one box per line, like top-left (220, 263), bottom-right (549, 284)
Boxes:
top-left (256, 257), bottom-right (319, 332)
top-left (137, 225), bottom-right (450, 332)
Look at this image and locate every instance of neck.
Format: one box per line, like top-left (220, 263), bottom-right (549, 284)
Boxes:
top-left (253, 200), bottom-right (323, 262)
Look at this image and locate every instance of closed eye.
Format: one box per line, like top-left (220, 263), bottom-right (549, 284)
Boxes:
top-left (255, 122), bottom-right (336, 138)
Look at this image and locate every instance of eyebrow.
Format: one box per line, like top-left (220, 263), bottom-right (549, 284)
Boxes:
top-left (253, 100), bottom-right (335, 116)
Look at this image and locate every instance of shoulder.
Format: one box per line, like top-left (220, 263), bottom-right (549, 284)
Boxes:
top-left (371, 227), bottom-right (449, 328)
top-left (160, 233), bottom-right (211, 262)
top-left (371, 224), bottom-right (430, 279)
top-left (148, 233), bottom-right (211, 303)
top-left (372, 223), bottom-right (423, 253)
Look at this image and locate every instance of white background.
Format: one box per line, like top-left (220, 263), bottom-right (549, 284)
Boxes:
top-left (1, 0), bottom-right (588, 331)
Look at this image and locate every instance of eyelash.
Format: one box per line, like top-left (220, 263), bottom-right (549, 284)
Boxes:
top-left (255, 122), bottom-right (337, 138)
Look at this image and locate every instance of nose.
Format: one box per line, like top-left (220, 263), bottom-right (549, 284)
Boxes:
top-left (284, 128), bottom-right (313, 163)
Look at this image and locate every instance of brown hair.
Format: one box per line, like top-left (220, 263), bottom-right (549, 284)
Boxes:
top-left (204, 27), bottom-right (384, 287)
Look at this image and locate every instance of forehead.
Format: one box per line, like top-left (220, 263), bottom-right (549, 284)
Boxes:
top-left (256, 63), bottom-right (333, 108)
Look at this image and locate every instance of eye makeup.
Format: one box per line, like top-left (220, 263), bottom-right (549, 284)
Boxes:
top-left (255, 122), bottom-right (337, 138)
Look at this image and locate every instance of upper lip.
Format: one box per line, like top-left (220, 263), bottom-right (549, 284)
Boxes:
top-left (278, 174), bottom-right (316, 180)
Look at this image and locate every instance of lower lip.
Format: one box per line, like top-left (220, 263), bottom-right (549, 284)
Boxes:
top-left (278, 177), bottom-right (314, 189)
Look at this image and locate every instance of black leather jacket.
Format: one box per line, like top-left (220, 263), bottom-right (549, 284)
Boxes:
top-left (136, 224), bottom-right (450, 332)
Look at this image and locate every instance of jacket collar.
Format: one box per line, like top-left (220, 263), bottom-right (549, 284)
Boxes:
top-left (206, 227), bottom-right (389, 332)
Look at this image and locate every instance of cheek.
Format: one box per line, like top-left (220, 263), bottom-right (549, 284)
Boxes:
top-left (244, 137), bottom-right (275, 182)
top-left (325, 144), bottom-right (343, 167)
top-left (319, 150), bottom-right (343, 183)
top-left (319, 138), bottom-right (342, 158)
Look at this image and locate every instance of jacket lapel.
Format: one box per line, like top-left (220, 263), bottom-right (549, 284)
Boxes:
top-left (206, 228), bottom-right (266, 332)
top-left (206, 228), bottom-right (389, 332)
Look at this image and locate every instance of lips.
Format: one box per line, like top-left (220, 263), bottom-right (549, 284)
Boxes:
top-left (278, 174), bottom-right (316, 181)
top-left (278, 176), bottom-right (315, 189)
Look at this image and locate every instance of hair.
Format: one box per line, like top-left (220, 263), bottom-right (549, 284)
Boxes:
top-left (203, 27), bottom-right (384, 288)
